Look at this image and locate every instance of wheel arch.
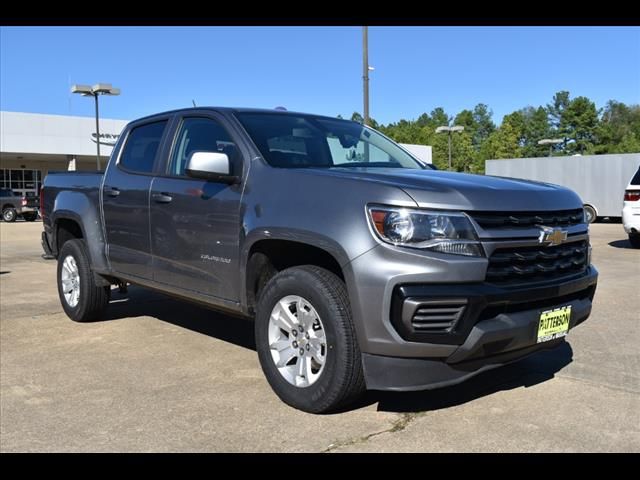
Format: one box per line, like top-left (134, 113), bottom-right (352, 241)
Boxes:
top-left (52, 211), bottom-right (111, 286)
top-left (242, 232), bottom-right (349, 316)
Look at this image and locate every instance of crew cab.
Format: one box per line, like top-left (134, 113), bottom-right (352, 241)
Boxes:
top-left (41, 108), bottom-right (598, 413)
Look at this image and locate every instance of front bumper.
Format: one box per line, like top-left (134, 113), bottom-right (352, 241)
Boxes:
top-left (363, 339), bottom-right (565, 392)
top-left (359, 266), bottom-right (598, 391)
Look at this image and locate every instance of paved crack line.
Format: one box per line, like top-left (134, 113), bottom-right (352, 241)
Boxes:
top-left (554, 372), bottom-right (640, 395)
top-left (321, 412), bottom-right (426, 453)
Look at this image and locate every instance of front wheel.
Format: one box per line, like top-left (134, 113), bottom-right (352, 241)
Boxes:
top-left (2, 208), bottom-right (17, 222)
top-left (255, 266), bottom-right (365, 413)
top-left (57, 239), bottom-right (109, 322)
top-left (629, 233), bottom-right (640, 249)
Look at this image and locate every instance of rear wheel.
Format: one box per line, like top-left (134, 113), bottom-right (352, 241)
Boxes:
top-left (255, 266), bottom-right (365, 413)
top-left (583, 205), bottom-right (597, 224)
top-left (22, 212), bottom-right (38, 222)
top-left (629, 233), bottom-right (640, 249)
top-left (2, 208), bottom-right (17, 222)
top-left (57, 239), bottom-right (109, 322)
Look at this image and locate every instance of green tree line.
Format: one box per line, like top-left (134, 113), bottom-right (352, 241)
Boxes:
top-left (347, 91), bottom-right (640, 173)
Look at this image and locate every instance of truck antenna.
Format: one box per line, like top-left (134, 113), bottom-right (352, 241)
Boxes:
top-left (192, 100), bottom-right (197, 108)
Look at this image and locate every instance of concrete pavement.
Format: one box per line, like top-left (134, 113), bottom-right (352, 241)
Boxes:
top-left (1, 221), bottom-right (638, 452)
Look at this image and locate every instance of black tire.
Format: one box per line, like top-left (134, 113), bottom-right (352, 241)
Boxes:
top-left (22, 212), bottom-right (38, 222)
top-left (57, 239), bottom-right (109, 322)
top-left (584, 205), bottom-right (597, 224)
top-left (629, 234), bottom-right (640, 249)
top-left (255, 265), bottom-right (365, 414)
top-left (2, 207), bottom-right (17, 222)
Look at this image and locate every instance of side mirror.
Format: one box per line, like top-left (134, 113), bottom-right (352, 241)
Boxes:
top-left (185, 151), bottom-right (238, 184)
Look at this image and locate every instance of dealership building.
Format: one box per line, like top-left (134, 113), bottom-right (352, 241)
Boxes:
top-left (0, 110), bottom-right (432, 197)
top-left (0, 111), bottom-right (128, 196)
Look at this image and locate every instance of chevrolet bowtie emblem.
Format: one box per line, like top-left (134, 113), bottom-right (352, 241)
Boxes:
top-left (538, 226), bottom-right (568, 246)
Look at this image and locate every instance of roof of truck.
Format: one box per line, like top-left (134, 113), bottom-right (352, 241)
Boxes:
top-left (129, 107), bottom-right (347, 125)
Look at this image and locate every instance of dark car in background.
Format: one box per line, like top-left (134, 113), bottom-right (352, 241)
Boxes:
top-left (1, 188), bottom-right (39, 222)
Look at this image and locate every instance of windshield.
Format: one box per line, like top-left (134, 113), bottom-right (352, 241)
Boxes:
top-left (236, 112), bottom-right (429, 169)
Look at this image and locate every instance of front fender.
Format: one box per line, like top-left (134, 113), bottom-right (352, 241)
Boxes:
top-left (239, 227), bottom-right (354, 311)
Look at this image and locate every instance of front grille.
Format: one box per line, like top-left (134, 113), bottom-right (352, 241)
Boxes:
top-left (486, 240), bottom-right (588, 285)
top-left (410, 300), bottom-right (467, 333)
top-left (470, 209), bottom-right (584, 229)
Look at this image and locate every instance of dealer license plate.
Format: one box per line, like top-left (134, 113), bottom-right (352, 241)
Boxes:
top-left (537, 306), bottom-right (572, 343)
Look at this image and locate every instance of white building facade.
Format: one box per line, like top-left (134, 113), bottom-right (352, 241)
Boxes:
top-left (0, 111), bottom-right (128, 196)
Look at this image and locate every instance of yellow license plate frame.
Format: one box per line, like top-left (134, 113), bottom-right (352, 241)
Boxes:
top-left (537, 305), bottom-right (572, 343)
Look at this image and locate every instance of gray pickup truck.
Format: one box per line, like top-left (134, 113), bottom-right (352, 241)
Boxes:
top-left (1, 188), bottom-right (39, 222)
top-left (41, 107), bottom-right (598, 413)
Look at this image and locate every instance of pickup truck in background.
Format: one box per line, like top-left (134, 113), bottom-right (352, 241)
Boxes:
top-left (1, 188), bottom-right (39, 222)
top-left (41, 107), bottom-right (599, 413)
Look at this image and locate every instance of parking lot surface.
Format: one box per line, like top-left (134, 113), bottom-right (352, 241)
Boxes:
top-left (1, 222), bottom-right (638, 452)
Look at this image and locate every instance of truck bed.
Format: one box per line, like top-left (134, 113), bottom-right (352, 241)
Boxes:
top-left (41, 171), bottom-right (106, 269)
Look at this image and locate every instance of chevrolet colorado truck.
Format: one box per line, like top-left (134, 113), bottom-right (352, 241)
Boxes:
top-left (41, 108), bottom-right (598, 413)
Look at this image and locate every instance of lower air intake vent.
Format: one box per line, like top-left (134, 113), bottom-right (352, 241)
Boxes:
top-left (405, 299), bottom-right (467, 334)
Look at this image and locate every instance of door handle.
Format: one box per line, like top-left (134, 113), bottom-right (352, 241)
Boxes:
top-left (152, 193), bottom-right (173, 204)
top-left (104, 186), bottom-right (120, 197)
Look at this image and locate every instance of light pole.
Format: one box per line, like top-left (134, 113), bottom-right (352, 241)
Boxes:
top-left (363, 26), bottom-right (369, 126)
top-left (537, 138), bottom-right (563, 157)
top-left (71, 83), bottom-right (120, 170)
top-left (435, 125), bottom-right (464, 171)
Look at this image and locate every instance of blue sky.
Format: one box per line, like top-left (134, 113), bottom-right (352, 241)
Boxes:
top-left (1, 26), bottom-right (639, 125)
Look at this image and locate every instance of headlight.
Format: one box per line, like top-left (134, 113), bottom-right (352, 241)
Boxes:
top-left (367, 205), bottom-right (484, 257)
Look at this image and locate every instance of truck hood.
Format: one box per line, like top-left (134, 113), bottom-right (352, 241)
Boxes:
top-left (302, 167), bottom-right (583, 211)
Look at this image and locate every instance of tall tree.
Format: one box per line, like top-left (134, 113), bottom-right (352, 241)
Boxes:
top-left (430, 107), bottom-right (450, 128)
top-left (472, 103), bottom-right (496, 149)
top-left (547, 90), bottom-right (571, 151)
top-left (350, 111), bottom-right (379, 129)
top-left (547, 90), bottom-right (571, 131)
top-left (512, 106), bottom-right (553, 157)
top-left (351, 112), bottom-right (364, 124)
top-left (454, 109), bottom-right (477, 146)
top-left (593, 101), bottom-right (640, 154)
top-left (561, 96), bottom-right (599, 154)
top-left (454, 109), bottom-right (475, 130)
top-left (450, 131), bottom-right (477, 172)
top-left (480, 116), bottom-right (523, 161)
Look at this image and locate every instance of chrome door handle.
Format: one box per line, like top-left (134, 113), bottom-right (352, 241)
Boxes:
top-left (152, 193), bottom-right (173, 204)
top-left (104, 186), bottom-right (120, 197)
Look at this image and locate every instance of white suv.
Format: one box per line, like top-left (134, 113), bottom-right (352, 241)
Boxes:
top-left (623, 166), bottom-right (640, 248)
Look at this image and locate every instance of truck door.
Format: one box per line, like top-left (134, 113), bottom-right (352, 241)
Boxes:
top-left (149, 114), bottom-right (243, 300)
top-left (102, 119), bottom-right (169, 280)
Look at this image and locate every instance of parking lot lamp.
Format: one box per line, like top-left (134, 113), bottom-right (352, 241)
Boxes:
top-left (71, 83), bottom-right (121, 170)
top-left (435, 125), bottom-right (465, 171)
top-left (537, 138), bottom-right (564, 157)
